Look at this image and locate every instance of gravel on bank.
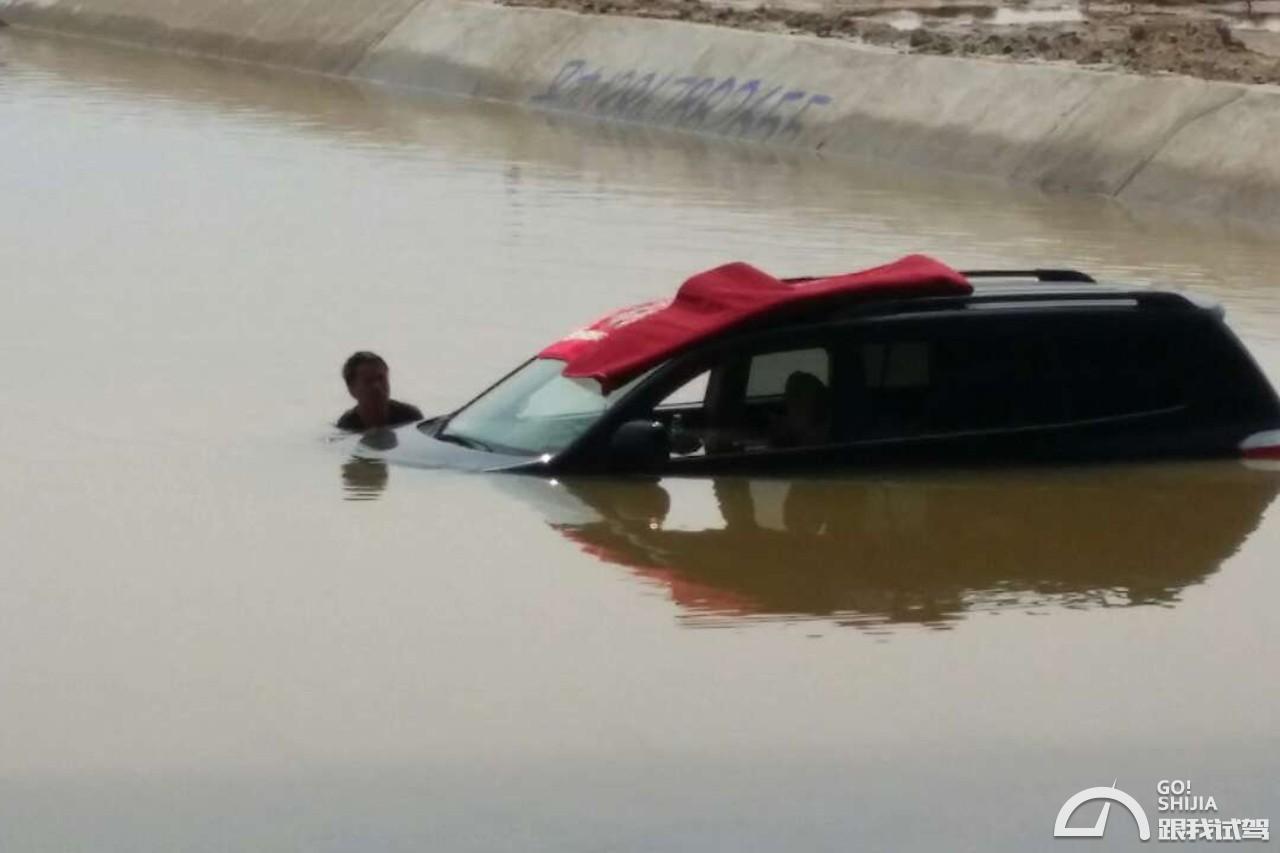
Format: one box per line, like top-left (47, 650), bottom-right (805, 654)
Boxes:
top-left (501, 0), bottom-right (1280, 85)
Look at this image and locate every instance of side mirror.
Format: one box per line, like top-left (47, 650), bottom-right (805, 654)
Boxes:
top-left (669, 413), bottom-right (704, 456)
top-left (608, 420), bottom-right (671, 472)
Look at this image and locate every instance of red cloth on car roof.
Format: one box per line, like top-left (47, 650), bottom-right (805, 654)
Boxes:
top-left (539, 254), bottom-right (971, 391)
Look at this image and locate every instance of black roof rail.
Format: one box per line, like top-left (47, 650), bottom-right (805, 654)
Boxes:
top-left (962, 269), bottom-right (1097, 283)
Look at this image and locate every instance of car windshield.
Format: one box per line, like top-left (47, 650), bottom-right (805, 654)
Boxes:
top-left (438, 358), bottom-right (647, 456)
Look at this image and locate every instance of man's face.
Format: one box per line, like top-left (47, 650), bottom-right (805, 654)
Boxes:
top-left (348, 361), bottom-right (390, 407)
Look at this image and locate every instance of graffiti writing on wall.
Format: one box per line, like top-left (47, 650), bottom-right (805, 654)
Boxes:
top-left (532, 60), bottom-right (833, 142)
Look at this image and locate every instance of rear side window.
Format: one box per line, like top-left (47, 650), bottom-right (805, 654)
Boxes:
top-left (863, 342), bottom-right (930, 389)
top-left (846, 330), bottom-right (1061, 438)
top-left (843, 311), bottom-right (1193, 440)
top-left (1044, 316), bottom-right (1187, 420)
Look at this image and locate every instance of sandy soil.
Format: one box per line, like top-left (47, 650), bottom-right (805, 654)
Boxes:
top-left (500, 0), bottom-right (1280, 84)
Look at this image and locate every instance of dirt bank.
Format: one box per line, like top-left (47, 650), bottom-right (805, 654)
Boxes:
top-left (501, 0), bottom-right (1280, 84)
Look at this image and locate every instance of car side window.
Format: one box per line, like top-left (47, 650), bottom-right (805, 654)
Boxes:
top-left (1043, 318), bottom-right (1187, 420)
top-left (746, 348), bottom-right (829, 399)
top-left (652, 369), bottom-right (714, 456)
top-left (845, 339), bottom-right (937, 438)
top-left (843, 313), bottom-right (1189, 442)
top-left (862, 342), bottom-right (929, 389)
top-left (845, 326), bottom-right (1064, 439)
top-left (653, 345), bottom-right (835, 458)
top-left (656, 370), bottom-right (710, 410)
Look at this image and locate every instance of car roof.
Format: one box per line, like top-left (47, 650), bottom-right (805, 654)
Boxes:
top-left (709, 275), bottom-right (1224, 351)
top-left (969, 279), bottom-right (1156, 300)
top-left (861, 276), bottom-right (1217, 311)
top-left (538, 255), bottom-right (970, 391)
top-left (957, 269), bottom-right (1217, 307)
top-left (536, 260), bottom-right (1222, 391)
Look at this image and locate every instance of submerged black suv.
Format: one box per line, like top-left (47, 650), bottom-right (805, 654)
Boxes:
top-left (359, 259), bottom-right (1280, 475)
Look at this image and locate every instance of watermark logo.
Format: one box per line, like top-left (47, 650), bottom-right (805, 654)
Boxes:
top-left (1054, 783), bottom-right (1151, 841)
top-left (1054, 780), bottom-right (1269, 843)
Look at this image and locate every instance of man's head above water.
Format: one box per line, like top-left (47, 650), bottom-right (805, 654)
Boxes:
top-left (336, 351), bottom-right (423, 432)
top-left (343, 351), bottom-right (391, 408)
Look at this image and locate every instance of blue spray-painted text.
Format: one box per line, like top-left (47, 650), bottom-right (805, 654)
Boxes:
top-left (532, 60), bottom-right (833, 141)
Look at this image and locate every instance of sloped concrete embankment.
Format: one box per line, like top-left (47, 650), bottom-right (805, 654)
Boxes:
top-left (3, 0), bottom-right (1279, 224)
top-left (0, 0), bottom-right (424, 73)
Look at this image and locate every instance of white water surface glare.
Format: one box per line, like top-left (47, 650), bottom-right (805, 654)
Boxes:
top-left (2, 31), bottom-right (1279, 853)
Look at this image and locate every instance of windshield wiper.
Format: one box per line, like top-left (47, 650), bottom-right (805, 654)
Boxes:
top-left (435, 431), bottom-right (494, 452)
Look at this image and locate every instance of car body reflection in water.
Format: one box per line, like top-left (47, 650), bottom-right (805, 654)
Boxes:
top-left (503, 464), bottom-right (1279, 630)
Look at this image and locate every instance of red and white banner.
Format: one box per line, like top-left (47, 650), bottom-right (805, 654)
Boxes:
top-left (539, 255), bottom-right (971, 391)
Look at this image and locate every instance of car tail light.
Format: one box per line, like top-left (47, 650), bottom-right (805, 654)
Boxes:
top-left (1241, 430), bottom-right (1280, 459)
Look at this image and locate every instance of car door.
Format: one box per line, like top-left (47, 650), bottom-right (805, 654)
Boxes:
top-left (591, 305), bottom-right (1202, 474)
top-left (609, 333), bottom-right (847, 475)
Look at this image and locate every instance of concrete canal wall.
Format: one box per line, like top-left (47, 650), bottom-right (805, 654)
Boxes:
top-left (0, 0), bottom-right (425, 73)
top-left (3, 0), bottom-right (1279, 224)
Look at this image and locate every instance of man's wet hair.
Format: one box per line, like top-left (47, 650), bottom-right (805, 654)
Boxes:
top-left (343, 351), bottom-right (387, 388)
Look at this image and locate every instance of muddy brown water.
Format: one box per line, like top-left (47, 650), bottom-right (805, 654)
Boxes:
top-left (2, 31), bottom-right (1278, 853)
